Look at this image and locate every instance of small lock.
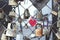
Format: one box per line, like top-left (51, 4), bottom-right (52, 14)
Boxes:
top-left (6, 23), bottom-right (17, 37)
top-left (36, 12), bottom-right (42, 21)
top-left (0, 9), bottom-right (4, 19)
top-left (9, 0), bottom-right (18, 6)
top-left (24, 24), bottom-right (28, 29)
top-left (9, 10), bottom-right (16, 17)
top-left (1, 31), bottom-right (7, 40)
top-left (35, 23), bottom-right (43, 37)
top-left (24, 9), bottom-right (30, 19)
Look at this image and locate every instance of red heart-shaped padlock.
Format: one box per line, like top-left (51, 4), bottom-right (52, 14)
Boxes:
top-left (29, 17), bottom-right (37, 27)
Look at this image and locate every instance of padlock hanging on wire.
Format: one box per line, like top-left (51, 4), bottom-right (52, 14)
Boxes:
top-left (36, 10), bottom-right (43, 21)
top-left (1, 30), bottom-right (7, 40)
top-left (0, 9), bottom-right (4, 20)
top-left (24, 9), bottom-right (30, 19)
top-left (35, 23), bottom-right (43, 37)
top-left (9, 7), bottom-right (16, 18)
top-left (8, 0), bottom-right (18, 6)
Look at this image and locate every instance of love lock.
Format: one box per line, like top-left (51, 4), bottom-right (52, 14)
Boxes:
top-left (8, 0), bottom-right (18, 6)
top-left (43, 27), bottom-right (50, 36)
top-left (29, 16), bottom-right (37, 27)
top-left (9, 9), bottom-right (16, 18)
top-left (6, 23), bottom-right (17, 37)
top-left (1, 30), bottom-right (7, 40)
top-left (24, 24), bottom-right (28, 29)
top-left (24, 9), bottom-right (30, 19)
top-left (0, 9), bottom-right (4, 20)
top-left (35, 23), bottom-right (43, 37)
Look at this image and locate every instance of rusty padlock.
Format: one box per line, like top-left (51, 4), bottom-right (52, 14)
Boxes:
top-left (6, 23), bottom-right (17, 37)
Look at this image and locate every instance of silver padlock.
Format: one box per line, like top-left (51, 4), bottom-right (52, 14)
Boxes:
top-left (6, 23), bottom-right (17, 37)
top-left (8, 0), bottom-right (18, 6)
top-left (36, 11), bottom-right (43, 21)
top-left (0, 9), bottom-right (4, 19)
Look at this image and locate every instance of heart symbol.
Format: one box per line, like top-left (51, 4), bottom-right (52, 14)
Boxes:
top-left (29, 17), bottom-right (37, 27)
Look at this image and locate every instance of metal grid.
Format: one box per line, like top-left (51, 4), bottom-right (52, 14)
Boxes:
top-left (0, 0), bottom-right (59, 40)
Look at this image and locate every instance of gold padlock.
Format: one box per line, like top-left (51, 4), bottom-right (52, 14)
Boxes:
top-left (35, 23), bottom-right (43, 37)
top-left (9, 0), bottom-right (18, 6)
top-left (0, 9), bottom-right (4, 19)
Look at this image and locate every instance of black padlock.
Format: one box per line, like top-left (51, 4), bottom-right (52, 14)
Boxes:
top-left (24, 9), bottom-right (30, 19)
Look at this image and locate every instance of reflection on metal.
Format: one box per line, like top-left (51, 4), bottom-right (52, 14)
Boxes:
top-left (6, 23), bottom-right (17, 37)
top-left (35, 23), bottom-right (43, 37)
top-left (1, 30), bottom-right (7, 40)
top-left (24, 9), bottom-right (30, 19)
top-left (9, 8), bottom-right (16, 17)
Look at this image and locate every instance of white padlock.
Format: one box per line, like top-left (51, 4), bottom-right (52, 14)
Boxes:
top-left (0, 9), bottom-right (4, 19)
top-left (9, 0), bottom-right (17, 6)
top-left (43, 27), bottom-right (50, 35)
top-left (1, 30), bottom-right (7, 40)
top-left (6, 23), bottom-right (17, 37)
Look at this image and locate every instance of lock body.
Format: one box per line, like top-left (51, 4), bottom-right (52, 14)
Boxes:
top-left (6, 23), bottom-right (17, 37)
top-left (35, 23), bottom-right (43, 37)
top-left (9, 10), bottom-right (16, 17)
top-left (9, 0), bottom-right (17, 6)
top-left (0, 9), bottom-right (4, 20)
top-left (24, 9), bottom-right (30, 19)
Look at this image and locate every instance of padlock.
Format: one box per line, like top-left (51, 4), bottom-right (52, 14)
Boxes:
top-left (6, 23), bottom-right (17, 37)
top-left (43, 27), bottom-right (49, 35)
top-left (1, 30), bottom-right (7, 40)
top-left (9, 10), bottom-right (16, 17)
top-left (51, 11), bottom-right (57, 16)
top-left (35, 23), bottom-right (43, 37)
top-left (24, 24), bottom-right (28, 29)
top-left (36, 11), bottom-right (43, 21)
top-left (8, 0), bottom-right (18, 6)
top-left (0, 9), bottom-right (4, 19)
top-left (24, 9), bottom-right (30, 19)
top-left (55, 32), bottom-right (60, 39)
